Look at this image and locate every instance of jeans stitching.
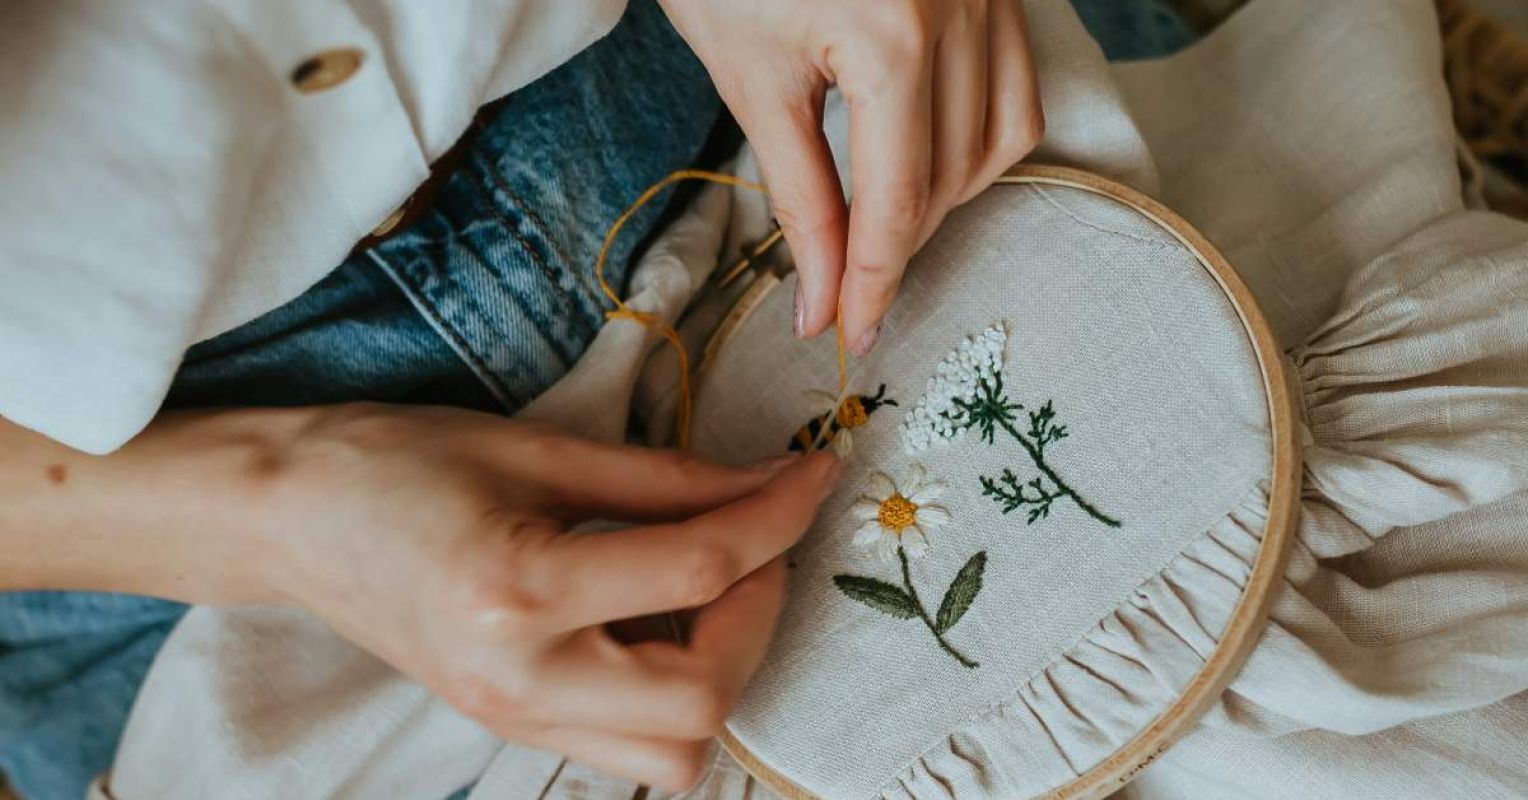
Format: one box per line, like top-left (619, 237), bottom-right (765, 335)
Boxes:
top-left (462, 164), bottom-right (598, 344)
top-left (367, 247), bottom-right (518, 412)
top-left (475, 153), bottom-right (605, 310)
top-left (451, 220), bottom-right (576, 372)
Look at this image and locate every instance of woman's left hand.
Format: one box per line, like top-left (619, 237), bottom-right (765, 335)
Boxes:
top-left (659, 0), bottom-right (1044, 356)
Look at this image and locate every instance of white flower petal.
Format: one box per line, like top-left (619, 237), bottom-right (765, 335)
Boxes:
top-left (908, 480), bottom-right (947, 505)
top-left (852, 498), bottom-right (882, 521)
top-left (867, 471), bottom-right (896, 501)
top-left (832, 430), bottom-right (853, 458)
top-left (901, 322), bottom-right (1013, 452)
top-left (852, 520), bottom-right (883, 546)
top-left (901, 463), bottom-right (927, 496)
top-left (902, 528), bottom-right (930, 559)
top-left (877, 532), bottom-right (900, 563)
top-left (914, 504), bottom-right (952, 530)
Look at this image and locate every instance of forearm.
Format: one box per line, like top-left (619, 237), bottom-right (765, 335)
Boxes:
top-left (0, 408), bottom-right (311, 605)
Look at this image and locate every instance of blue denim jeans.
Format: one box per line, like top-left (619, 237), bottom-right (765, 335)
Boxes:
top-left (0, 3), bottom-right (1193, 798)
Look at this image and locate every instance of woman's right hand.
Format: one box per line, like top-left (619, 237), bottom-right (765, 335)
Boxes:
top-left (0, 404), bottom-right (840, 791)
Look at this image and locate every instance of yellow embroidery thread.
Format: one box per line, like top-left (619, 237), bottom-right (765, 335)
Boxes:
top-left (594, 168), bottom-right (851, 451)
top-left (876, 493), bottom-right (919, 533)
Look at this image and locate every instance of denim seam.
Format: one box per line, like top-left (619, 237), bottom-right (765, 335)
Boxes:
top-left (421, 206), bottom-right (570, 382)
top-left (459, 169), bottom-right (568, 329)
top-left (462, 165), bottom-right (598, 344)
top-left (474, 152), bottom-right (604, 309)
top-left (451, 223), bottom-right (577, 372)
top-left (367, 248), bottom-right (517, 412)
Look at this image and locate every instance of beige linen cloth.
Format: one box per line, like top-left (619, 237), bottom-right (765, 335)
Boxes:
top-left (98, 0), bottom-right (1528, 798)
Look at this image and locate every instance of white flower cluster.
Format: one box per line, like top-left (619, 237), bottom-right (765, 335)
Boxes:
top-left (901, 322), bottom-right (1008, 453)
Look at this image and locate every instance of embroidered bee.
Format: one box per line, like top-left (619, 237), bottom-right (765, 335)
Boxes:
top-left (788, 384), bottom-right (898, 457)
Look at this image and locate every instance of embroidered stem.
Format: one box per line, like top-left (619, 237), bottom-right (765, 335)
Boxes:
top-left (899, 547), bottom-right (979, 669)
top-left (995, 416), bottom-right (1121, 528)
top-left (980, 468), bottom-right (1064, 523)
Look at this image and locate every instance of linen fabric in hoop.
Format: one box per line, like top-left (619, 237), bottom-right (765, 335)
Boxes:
top-left (690, 166), bottom-right (1301, 799)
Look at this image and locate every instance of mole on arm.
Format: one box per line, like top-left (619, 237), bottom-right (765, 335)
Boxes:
top-left (45, 464), bottom-right (67, 486)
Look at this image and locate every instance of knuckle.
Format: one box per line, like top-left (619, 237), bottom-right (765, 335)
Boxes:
top-left (774, 199), bottom-right (846, 243)
top-left (517, 427), bottom-right (576, 466)
top-left (866, 1), bottom-right (935, 62)
top-left (674, 545), bottom-right (737, 607)
top-left (935, 157), bottom-right (982, 205)
top-left (882, 181), bottom-right (931, 230)
top-left (651, 450), bottom-right (715, 490)
top-left (485, 585), bottom-right (545, 630)
top-left (456, 545), bottom-right (556, 628)
top-left (500, 553), bottom-right (560, 618)
top-left (996, 106), bottom-right (1046, 161)
top-left (946, 152), bottom-right (981, 185)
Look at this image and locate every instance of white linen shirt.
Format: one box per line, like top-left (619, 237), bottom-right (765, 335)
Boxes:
top-left (0, 0), bottom-right (626, 454)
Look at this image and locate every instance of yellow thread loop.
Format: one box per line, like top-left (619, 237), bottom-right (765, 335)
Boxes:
top-left (594, 168), bottom-right (848, 451)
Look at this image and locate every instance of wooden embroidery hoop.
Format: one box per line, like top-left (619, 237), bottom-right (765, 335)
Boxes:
top-left (713, 164), bottom-right (1303, 800)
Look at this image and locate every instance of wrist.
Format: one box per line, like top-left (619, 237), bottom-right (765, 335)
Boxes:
top-left (166, 405), bottom-right (326, 607)
top-left (0, 406), bottom-right (318, 606)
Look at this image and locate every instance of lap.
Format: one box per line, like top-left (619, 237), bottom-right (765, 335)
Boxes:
top-left (0, 1), bottom-right (1196, 796)
top-left (0, 3), bottom-right (721, 797)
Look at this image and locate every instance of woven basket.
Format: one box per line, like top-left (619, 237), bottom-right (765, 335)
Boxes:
top-left (1174, 0), bottom-right (1528, 218)
top-left (1438, 0), bottom-right (1528, 218)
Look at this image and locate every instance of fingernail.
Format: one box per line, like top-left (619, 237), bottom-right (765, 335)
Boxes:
top-left (748, 453), bottom-right (801, 471)
top-left (851, 323), bottom-right (881, 357)
top-left (793, 284), bottom-right (806, 339)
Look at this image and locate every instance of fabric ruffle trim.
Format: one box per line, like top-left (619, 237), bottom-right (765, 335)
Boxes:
top-left (879, 485), bottom-right (1270, 799)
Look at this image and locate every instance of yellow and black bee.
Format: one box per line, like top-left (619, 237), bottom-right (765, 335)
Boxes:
top-left (789, 383), bottom-right (898, 456)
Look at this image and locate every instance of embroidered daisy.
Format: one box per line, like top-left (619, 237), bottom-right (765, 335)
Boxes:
top-left (850, 464), bottom-right (952, 561)
top-left (901, 322), bottom-right (1007, 453)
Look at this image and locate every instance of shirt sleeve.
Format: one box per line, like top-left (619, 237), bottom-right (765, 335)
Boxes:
top-left (0, 0), bottom-right (626, 453)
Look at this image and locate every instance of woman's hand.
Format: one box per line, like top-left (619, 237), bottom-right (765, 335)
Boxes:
top-left (659, 0), bottom-right (1044, 355)
top-left (0, 406), bottom-right (840, 791)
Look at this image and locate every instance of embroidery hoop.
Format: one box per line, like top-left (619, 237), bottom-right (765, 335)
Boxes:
top-left (712, 164), bottom-right (1302, 799)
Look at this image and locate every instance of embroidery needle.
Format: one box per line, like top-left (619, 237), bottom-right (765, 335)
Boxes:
top-left (716, 226), bottom-right (785, 289)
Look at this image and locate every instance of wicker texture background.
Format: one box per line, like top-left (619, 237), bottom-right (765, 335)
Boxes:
top-left (1174, 0), bottom-right (1528, 219)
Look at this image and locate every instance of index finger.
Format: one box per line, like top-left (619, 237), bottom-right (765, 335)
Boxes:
top-left (543, 451), bottom-right (840, 630)
top-left (837, 32), bottom-right (936, 357)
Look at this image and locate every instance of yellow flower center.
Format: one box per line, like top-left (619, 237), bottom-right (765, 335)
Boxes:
top-left (877, 493), bottom-right (919, 534)
top-left (836, 396), bottom-right (870, 428)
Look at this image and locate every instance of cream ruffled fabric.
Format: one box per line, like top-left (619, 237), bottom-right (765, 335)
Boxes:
top-left (881, 487), bottom-right (1274, 797)
top-left (100, 0), bottom-right (1528, 798)
top-left (878, 208), bottom-right (1528, 798)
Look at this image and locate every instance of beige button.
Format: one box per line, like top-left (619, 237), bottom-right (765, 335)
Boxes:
top-left (290, 48), bottom-right (364, 93)
top-left (370, 204), bottom-right (407, 237)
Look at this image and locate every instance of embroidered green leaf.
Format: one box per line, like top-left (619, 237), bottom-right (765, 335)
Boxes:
top-left (976, 393), bottom-right (1121, 529)
top-left (833, 575), bottom-right (919, 619)
top-left (1027, 400), bottom-right (1069, 455)
top-left (934, 552), bottom-right (986, 634)
top-left (980, 468), bottom-right (1065, 523)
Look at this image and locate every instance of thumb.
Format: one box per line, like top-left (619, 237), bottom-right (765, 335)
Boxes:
top-left (734, 80), bottom-right (848, 340)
